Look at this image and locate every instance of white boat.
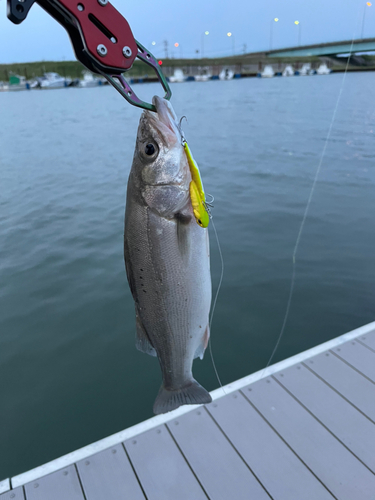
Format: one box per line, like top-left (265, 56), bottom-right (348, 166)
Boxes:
top-left (29, 79), bottom-right (41, 89)
top-left (219, 68), bottom-right (234, 80)
top-left (169, 69), bottom-right (186, 83)
top-left (0, 81), bottom-right (9, 91)
top-left (39, 72), bottom-right (71, 89)
top-left (260, 65), bottom-right (274, 78)
top-left (316, 63), bottom-right (331, 75)
top-left (78, 72), bottom-right (104, 88)
top-left (282, 65), bottom-right (294, 77)
top-left (299, 63), bottom-right (311, 76)
top-left (194, 67), bottom-right (212, 82)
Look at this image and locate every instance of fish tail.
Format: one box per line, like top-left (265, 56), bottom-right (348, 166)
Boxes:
top-left (153, 380), bottom-right (212, 415)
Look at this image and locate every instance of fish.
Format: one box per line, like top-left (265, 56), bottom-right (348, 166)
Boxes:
top-left (124, 96), bottom-right (212, 415)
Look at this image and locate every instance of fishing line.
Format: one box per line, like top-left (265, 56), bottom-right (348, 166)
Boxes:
top-left (208, 216), bottom-right (226, 393)
top-left (263, 6), bottom-right (362, 374)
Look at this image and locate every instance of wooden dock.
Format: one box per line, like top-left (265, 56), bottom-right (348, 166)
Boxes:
top-left (2, 321), bottom-right (375, 500)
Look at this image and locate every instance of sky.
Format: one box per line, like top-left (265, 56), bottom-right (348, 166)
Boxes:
top-left (0, 0), bottom-right (374, 63)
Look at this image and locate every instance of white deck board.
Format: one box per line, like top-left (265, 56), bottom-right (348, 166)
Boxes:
top-left (124, 424), bottom-right (207, 500)
top-left (207, 391), bottom-right (334, 500)
top-left (0, 480), bottom-right (10, 495)
top-left (334, 339), bottom-right (375, 382)
top-left (167, 408), bottom-right (271, 500)
top-left (3, 321), bottom-right (375, 500)
top-left (303, 350), bottom-right (375, 422)
top-left (76, 443), bottom-right (145, 500)
top-left (0, 487), bottom-right (25, 499)
top-left (274, 362), bottom-right (375, 472)
top-left (357, 328), bottom-right (375, 351)
top-left (245, 375), bottom-right (375, 500)
top-left (23, 465), bottom-right (84, 500)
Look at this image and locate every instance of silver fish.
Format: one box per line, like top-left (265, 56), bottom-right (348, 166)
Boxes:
top-left (124, 96), bottom-right (212, 414)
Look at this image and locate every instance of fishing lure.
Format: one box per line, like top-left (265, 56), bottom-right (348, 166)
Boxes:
top-left (184, 141), bottom-right (210, 228)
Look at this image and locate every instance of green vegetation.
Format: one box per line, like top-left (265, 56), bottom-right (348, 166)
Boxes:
top-left (1, 53), bottom-right (375, 81)
top-left (0, 60), bottom-right (148, 81)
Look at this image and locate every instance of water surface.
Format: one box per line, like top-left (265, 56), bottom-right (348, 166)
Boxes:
top-left (1, 72), bottom-right (374, 478)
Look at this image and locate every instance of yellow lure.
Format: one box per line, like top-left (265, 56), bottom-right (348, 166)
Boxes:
top-left (184, 142), bottom-right (210, 228)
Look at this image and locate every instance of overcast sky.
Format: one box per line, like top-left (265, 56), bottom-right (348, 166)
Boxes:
top-left (0, 0), bottom-right (373, 63)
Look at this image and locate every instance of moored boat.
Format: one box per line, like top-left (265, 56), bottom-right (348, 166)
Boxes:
top-left (282, 65), bottom-right (294, 77)
top-left (260, 65), bottom-right (274, 78)
top-left (219, 67), bottom-right (234, 80)
top-left (39, 72), bottom-right (71, 89)
top-left (169, 69), bottom-right (186, 83)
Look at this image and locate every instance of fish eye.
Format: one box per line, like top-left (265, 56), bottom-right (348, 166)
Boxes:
top-left (140, 141), bottom-right (159, 161)
top-left (145, 143), bottom-right (155, 155)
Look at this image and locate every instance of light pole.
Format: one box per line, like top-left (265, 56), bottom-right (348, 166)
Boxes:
top-left (294, 20), bottom-right (301, 46)
top-left (270, 18), bottom-right (279, 50)
top-left (361, 2), bottom-right (372, 39)
top-left (227, 32), bottom-right (235, 55)
top-left (163, 40), bottom-right (169, 59)
top-left (201, 31), bottom-right (209, 59)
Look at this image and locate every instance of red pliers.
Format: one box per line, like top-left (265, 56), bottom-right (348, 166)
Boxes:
top-left (7, 0), bottom-right (171, 111)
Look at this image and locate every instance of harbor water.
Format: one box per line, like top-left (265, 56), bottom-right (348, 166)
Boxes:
top-left (1, 72), bottom-right (374, 479)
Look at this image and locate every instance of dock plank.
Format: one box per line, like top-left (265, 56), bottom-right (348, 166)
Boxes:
top-left (274, 363), bottom-right (375, 472)
top-left (124, 424), bottom-right (207, 500)
top-left (0, 481), bottom-right (10, 495)
top-left (24, 465), bottom-right (84, 500)
top-left (305, 351), bottom-right (375, 422)
top-left (0, 488), bottom-right (25, 499)
top-left (357, 329), bottom-right (375, 351)
top-left (246, 376), bottom-right (375, 500)
top-left (76, 443), bottom-right (145, 500)
top-left (167, 407), bottom-right (271, 500)
top-left (333, 340), bottom-right (375, 382)
top-left (207, 392), bottom-right (334, 500)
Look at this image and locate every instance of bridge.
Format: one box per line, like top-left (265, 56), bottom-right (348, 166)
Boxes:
top-left (266, 37), bottom-right (375, 58)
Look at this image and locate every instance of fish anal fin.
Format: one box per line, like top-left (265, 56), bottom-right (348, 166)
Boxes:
top-left (194, 324), bottom-right (210, 360)
top-left (135, 309), bottom-right (156, 357)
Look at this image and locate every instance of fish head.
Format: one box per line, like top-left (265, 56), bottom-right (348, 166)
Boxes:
top-left (131, 96), bottom-right (191, 218)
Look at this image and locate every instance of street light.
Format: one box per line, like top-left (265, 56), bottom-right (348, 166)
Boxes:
top-left (227, 32), bottom-right (235, 55)
top-left (201, 31), bottom-right (209, 58)
top-left (361, 2), bottom-right (372, 38)
top-left (270, 17), bottom-right (279, 50)
top-left (294, 20), bottom-right (301, 46)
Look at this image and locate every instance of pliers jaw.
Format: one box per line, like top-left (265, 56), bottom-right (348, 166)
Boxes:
top-left (7, 0), bottom-right (171, 111)
top-left (99, 41), bottom-right (171, 112)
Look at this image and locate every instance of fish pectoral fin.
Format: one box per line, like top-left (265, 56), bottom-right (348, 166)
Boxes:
top-left (124, 239), bottom-right (137, 301)
top-left (135, 309), bottom-right (157, 357)
top-left (194, 324), bottom-right (210, 360)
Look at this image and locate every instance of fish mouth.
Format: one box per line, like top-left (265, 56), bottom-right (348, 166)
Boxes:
top-left (141, 96), bottom-right (182, 147)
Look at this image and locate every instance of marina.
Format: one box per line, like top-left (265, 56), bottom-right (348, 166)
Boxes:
top-left (0, 60), bottom-right (335, 92)
top-left (1, 321), bottom-right (375, 499)
top-left (2, 0), bottom-right (375, 497)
